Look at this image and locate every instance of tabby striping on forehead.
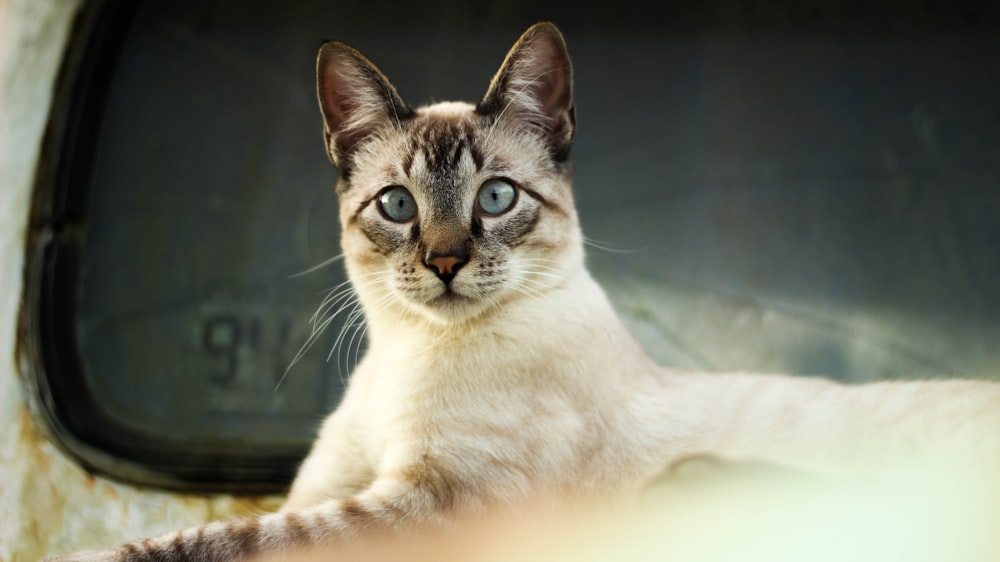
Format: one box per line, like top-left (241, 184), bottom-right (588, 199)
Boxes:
top-left (403, 112), bottom-right (485, 189)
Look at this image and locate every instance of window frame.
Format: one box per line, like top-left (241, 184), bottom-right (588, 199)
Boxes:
top-left (18, 0), bottom-right (299, 493)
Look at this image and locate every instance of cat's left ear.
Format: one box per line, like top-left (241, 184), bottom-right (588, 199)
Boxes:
top-left (477, 22), bottom-right (575, 162)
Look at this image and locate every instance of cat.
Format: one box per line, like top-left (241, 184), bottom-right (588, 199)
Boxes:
top-left (50, 21), bottom-right (1000, 562)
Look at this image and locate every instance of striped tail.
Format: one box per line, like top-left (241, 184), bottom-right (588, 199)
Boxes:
top-left (49, 484), bottom-right (448, 562)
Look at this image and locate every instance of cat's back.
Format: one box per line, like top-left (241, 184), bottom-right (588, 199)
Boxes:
top-left (663, 369), bottom-right (1000, 469)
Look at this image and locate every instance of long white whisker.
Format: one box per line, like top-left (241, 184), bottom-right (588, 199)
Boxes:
top-left (507, 283), bottom-right (545, 301)
top-left (278, 274), bottom-right (388, 391)
top-left (318, 296), bottom-right (358, 329)
top-left (310, 287), bottom-right (358, 325)
top-left (290, 253), bottom-right (346, 278)
top-left (332, 291), bottom-right (394, 379)
top-left (342, 298), bottom-right (378, 376)
top-left (351, 322), bottom-right (370, 373)
top-left (278, 295), bottom-right (357, 391)
top-left (309, 271), bottom-right (384, 320)
top-left (516, 268), bottom-right (566, 283)
top-left (329, 303), bottom-right (367, 362)
top-left (583, 237), bottom-right (643, 254)
top-left (519, 277), bottom-right (559, 294)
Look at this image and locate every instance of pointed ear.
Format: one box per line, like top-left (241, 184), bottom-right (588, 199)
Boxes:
top-left (316, 41), bottom-right (414, 171)
top-left (476, 22), bottom-right (576, 162)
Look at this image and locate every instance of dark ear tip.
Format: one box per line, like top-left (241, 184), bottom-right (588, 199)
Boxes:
top-left (524, 21), bottom-right (566, 43)
top-left (528, 21), bottom-right (562, 34)
top-left (317, 40), bottom-right (361, 65)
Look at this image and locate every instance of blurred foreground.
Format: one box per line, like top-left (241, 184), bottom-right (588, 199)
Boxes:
top-left (242, 459), bottom-right (1000, 562)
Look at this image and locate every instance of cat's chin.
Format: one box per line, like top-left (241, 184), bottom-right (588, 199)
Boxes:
top-left (403, 289), bottom-right (497, 326)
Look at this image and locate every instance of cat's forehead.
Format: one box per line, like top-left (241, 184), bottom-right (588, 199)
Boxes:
top-left (340, 100), bottom-right (554, 209)
top-left (404, 103), bottom-right (485, 180)
top-left (403, 102), bottom-right (484, 168)
top-left (400, 102), bottom-right (548, 179)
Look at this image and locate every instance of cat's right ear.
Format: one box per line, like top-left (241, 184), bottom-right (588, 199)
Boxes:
top-left (477, 22), bottom-right (575, 162)
top-left (316, 42), bottom-right (414, 171)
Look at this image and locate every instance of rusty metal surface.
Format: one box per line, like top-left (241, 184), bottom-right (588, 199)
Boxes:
top-left (0, 2), bottom-right (280, 561)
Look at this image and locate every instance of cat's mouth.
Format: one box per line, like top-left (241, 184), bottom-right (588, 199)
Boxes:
top-left (418, 285), bottom-right (488, 322)
top-left (396, 274), bottom-right (499, 323)
top-left (429, 287), bottom-right (470, 305)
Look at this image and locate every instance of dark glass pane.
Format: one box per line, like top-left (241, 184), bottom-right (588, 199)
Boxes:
top-left (76, 1), bottom-right (350, 453)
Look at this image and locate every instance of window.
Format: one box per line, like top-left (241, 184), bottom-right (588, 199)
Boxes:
top-left (22, 0), bottom-right (1000, 491)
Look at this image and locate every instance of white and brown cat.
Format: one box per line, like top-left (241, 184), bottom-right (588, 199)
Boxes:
top-left (51, 22), bottom-right (1000, 562)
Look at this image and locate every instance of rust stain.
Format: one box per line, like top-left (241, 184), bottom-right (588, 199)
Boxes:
top-left (5, 402), bottom-right (284, 561)
top-left (232, 495), bottom-right (285, 515)
top-left (11, 407), bottom-right (64, 562)
top-left (16, 406), bottom-right (54, 473)
top-left (207, 494), bottom-right (285, 521)
top-left (104, 482), bottom-right (120, 502)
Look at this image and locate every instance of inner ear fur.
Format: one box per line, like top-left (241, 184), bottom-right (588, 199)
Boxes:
top-left (476, 22), bottom-right (576, 162)
top-left (316, 41), bottom-right (414, 170)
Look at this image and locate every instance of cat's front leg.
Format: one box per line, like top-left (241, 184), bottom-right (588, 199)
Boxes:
top-left (282, 407), bottom-right (375, 510)
top-left (46, 470), bottom-right (461, 562)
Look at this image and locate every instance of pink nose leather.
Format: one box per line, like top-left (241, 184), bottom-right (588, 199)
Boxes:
top-left (426, 255), bottom-right (464, 275)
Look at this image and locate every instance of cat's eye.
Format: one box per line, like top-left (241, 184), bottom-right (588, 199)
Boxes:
top-left (378, 186), bottom-right (417, 222)
top-left (477, 179), bottom-right (517, 216)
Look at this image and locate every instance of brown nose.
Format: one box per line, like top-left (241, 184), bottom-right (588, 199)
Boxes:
top-left (424, 254), bottom-right (465, 277)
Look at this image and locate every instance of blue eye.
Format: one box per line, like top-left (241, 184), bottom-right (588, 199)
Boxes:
top-left (477, 179), bottom-right (517, 215)
top-left (378, 186), bottom-right (417, 222)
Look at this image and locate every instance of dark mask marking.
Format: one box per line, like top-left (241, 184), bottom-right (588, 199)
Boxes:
top-left (360, 221), bottom-right (406, 256)
top-left (492, 207), bottom-right (541, 248)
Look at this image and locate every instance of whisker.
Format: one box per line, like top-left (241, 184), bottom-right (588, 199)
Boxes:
top-left (329, 303), bottom-right (365, 382)
top-left (313, 288), bottom-right (368, 324)
top-left (278, 296), bottom-right (356, 391)
top-left (311, 287), bottom-right (358, 325)
top-left (329, 303), bottom-right (366, 362)
top-left (314, 278), bottom-right (354, 297)
top-left (583, 237), bottom-right (643, 254)
top-left (351, 323), bottom-right (370, 373)
top-left (289, 253), bottom-right (346, 278)
top-left (508, 283), bottom-right (548, 302)
top-left (278, 274), bottom-right (388, 391)
top-left (515, 265), bottom-right (568, 291)
top-left (335, 292), bottom-right (394, 378)
top-left (516, 268), bottom-right (566, 283)
top-left (341, 298), bottom-right (379, 375)
top-left (518, 281), bottom-right (561, 294)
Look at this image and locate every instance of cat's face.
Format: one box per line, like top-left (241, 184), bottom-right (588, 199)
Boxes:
top-left (317, 23), bottom-right (582, 325)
